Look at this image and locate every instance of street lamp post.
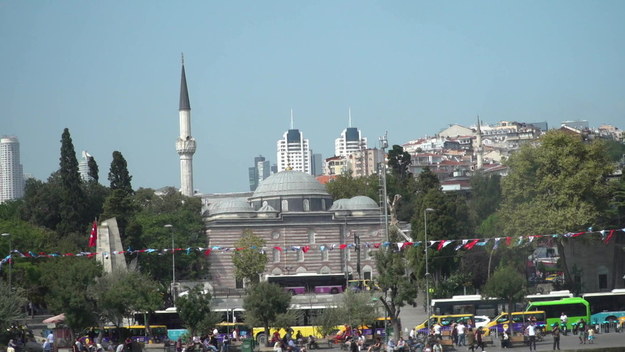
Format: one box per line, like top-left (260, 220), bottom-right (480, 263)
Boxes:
top-left (424, 208), bottom-right (435, 328)
top-left (164, 224), bottom-right (176, 306)
top-left (1, 233), bottom-right (11, 292)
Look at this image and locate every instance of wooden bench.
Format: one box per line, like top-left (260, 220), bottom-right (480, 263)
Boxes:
top-left (509, 335), bottom-right (526, 347)
top-left (439, 339), bottom-right (455, 351)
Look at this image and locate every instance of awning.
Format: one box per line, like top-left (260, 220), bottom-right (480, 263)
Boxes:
top-left (42, 313), bottom-right (65, 324)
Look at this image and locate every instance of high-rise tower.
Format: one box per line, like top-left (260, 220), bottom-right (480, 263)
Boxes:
top-left (0, 136), bottom-right (25, 203)
top-left (176, 55), bottom-right (196, 196)
top-left (277, 110), bottom-right (311, 174)
top-left (335, 108), bottom-right (367, 157)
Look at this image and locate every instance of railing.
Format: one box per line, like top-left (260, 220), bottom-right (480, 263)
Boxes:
top-left (213, 288), bottom-right (245, 298)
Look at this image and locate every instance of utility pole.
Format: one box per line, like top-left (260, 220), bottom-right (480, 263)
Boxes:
top-left (354, 233), bottom-right (361, 281)
top-left (379, 132), bottom-right (389, 242)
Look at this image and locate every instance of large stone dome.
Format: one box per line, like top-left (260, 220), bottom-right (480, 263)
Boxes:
top-left (251, 170), bottom-right (329, 198)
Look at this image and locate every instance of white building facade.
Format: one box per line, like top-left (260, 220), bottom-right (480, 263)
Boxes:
top-left (0, 136), bottom-right (25, 203)
top-left (277, 129), bottom-right (311, 174)
top-left (335, 127), bottom-right (367, 157)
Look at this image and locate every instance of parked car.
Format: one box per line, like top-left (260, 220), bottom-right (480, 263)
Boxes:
top-left (474, 316), bottom-right (491, 329)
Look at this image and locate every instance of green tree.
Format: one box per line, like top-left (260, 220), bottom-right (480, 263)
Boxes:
top-left (177, 286), bottom-right (221, 336)
top-left (243, 282), bottom-right (291, 346)
top-left (0, 219), bottom-right (55, 308)
top-left (325, 174), bottom-right (380, 201)
top-left (0, 285), bottom-right (27, 331)
top-left (87, 155), bottom-right (99, 183)
top-left (313, 307), bottom-right (343, 338)
top-left (41, 258), bottom-right (103, 332)
top-left (57, 128), bottom-right (88, 235)
top-left (19, 177), bottom-right (63, 231)
top-left (340, 290), bottom-right (378, 329)
top-left (498, 130), bottom-right (614, 287)
top-left (482, 264), bottom-right (527, 323)
top-left (101, 189), bottom-right (137, 242)
top-left (387, 145), bottom-right (411, 180)
top-left (409, 190), bottom-right (472, 281)
top-left (131, 188), bottom-right (206, 285)
top-left (232, 230), bottom-right (267, 285)
top-left (93, 271), bottom-right (162, 327)
top-left (469, 173), bottom-right (502, 232)
top-left (375, 238), bottom-right (417, 338)
top-left (603, 139), bottom-right (625, 163)
top-left (109, 151), bottom-right (133, 195)
top-left (102, 151), bottom-right (137, 240)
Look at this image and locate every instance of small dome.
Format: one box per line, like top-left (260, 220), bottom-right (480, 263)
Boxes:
top-left (347, 196), bottom-right (378, 210)
top-left (208, 198), bottom-right (255, 215)
top-left (252, 170), bottom-right (329, 198)
top-left (329, 199), bottom-right (348, 211)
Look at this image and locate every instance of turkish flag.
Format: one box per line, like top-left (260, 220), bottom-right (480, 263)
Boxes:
top-left (89, 221), bottom-right (98, 247)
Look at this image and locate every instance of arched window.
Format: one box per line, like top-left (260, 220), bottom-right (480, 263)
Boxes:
top-left (322, 250), bottom-right (329, 262)
top-left (273, 248), bottom-right (281, 263)
top-left (363, 265), bottom-right (373, 280)
top-left (281, 199), bottom-right (289, 211)
top-left (308, 230), bottom-right (316, 244)
top-left (303, 199), bottom-right (310, 212)
top-left (320, 266), bottom-right (331, 274)
top-left (297, 250), bottom-right (305, 262)
top-left (296, 266), bottom-right (307, 273)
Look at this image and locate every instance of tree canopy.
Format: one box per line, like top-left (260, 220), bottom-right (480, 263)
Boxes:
top-left (232, 230), bottom-right (267, 285)
top-left (243, 282), bottom-right (291, 346)
top-left (177, 286), bottom-right (221, 336)
top-left (498, 130), bottom-right (614, 286)
top-left (57, 128), bottom-right (88, 235)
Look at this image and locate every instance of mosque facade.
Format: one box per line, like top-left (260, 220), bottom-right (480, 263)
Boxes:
top-left (202, 170), bottom-right (383, 291)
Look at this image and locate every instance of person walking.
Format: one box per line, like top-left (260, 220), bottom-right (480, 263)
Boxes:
top-left (525, 322), bottom-right (537, 352)
top-left (457, 322), bottom-right (466, 346)
top-left (552, 324), bottom-right (561, 350)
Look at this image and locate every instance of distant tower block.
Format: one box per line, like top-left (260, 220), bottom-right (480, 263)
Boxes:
top-left (96, 218), bottom-right (128, 275)
top-left (177, 54), bottom-right (196, 196)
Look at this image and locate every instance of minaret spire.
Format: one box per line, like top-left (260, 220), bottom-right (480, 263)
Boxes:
top-left (476, 115), bottom-right (483, 170)
top-left (179, 53), bottom-right (191, 111)
top-left (176, 55), bottom-right (196, 197)
top-left (348, 107), bottom-right (352, 127)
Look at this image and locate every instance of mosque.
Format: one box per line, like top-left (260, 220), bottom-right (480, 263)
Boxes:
top-left (174, 59), bottom-right (383, 292)
top-left (202, 170), bottom-right (383, 291)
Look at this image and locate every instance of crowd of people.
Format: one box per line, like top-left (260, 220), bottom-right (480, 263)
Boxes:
top-left (271, 329), bottom-right (318, 352)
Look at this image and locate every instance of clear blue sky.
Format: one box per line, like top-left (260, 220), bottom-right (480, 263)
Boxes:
top-left (2, 1), bottom-right (624, 194)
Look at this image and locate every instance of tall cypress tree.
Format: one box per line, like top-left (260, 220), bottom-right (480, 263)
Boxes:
top-left (57, 128), bottom-right (88, 235)
top-left (108, 151), bottom-right (133, 195)
top-left (102, 151), bottom-right (136, 239)
top-left (87, 156), bottom-right (99, 183)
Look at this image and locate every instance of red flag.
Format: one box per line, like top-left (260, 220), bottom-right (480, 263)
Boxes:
top-left (88, 221), bottom-right (98, 247)
top-left (437, 240), bottom-right (446, 251)
top-left (604, 230), bottom-right (615, 244)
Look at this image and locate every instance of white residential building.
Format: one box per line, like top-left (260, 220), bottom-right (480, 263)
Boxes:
top-left (335, 127), bottom-right (367, 157)
top-left (0, 136), bottom-right (25, 203)
top-left (277, 129), bottom-right (311, 174)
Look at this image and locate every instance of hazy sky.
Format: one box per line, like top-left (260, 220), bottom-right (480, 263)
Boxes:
top-left (2, 1), bottom-right (624, 194)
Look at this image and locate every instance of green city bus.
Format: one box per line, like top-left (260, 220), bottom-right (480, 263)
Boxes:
top-left (525, 297), bottom-right (590, 331)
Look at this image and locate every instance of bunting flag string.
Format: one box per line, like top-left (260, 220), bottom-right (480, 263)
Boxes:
top-left (1, 228), bottom-right (625, 269)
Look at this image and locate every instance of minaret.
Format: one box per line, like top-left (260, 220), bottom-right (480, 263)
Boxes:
top-left (176, 54), bottom-right (196, 196)
top-left (476, 116), bottom-right (483, 170)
